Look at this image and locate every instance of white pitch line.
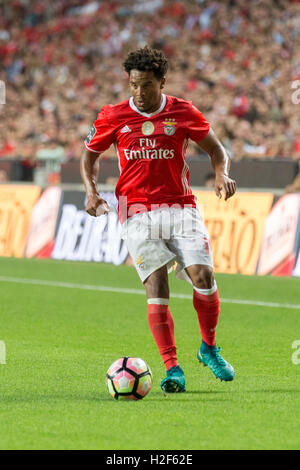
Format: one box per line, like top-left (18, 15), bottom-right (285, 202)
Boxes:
top-left (0, 276), bottom-right (299, 310)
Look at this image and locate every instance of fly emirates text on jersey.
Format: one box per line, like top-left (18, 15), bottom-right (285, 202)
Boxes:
top-left (124, 138), bottom-right (175, 160)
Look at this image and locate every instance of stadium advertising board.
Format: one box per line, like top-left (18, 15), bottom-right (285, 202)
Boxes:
top-left (25, 186), bottom-right (62, 258)
top-left (52, 191), bottom-right (128, 265)
top-left (193, 190), bottom-right (274, 275)
top-left (256, 193), bottom-right (300, 276)
top-left (0, 184), bottom-right (41, 258)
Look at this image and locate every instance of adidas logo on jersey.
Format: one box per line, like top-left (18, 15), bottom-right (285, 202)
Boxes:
top-left (121, 125), bottom-right (132, 133)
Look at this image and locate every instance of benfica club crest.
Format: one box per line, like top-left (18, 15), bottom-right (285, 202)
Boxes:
top-left (163, 119), bottom-right (177, 136)
top-left (135, 255), bottom-right (146, 270)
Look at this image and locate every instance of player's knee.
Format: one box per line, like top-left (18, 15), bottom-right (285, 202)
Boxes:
top-left (143, 269), bottom-right (169, 299)
top-left (145, 283), bottom-right (169, 299)
top-left (192, 266), bottom-right (214, 290)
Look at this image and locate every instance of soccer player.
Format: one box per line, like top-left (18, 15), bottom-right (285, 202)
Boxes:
top-left (81, 46), bottom-right (236, 393)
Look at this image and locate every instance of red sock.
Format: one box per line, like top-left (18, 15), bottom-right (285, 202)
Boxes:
top-left (148, 301), bottom-right (178, 370)
top-left (193, 284), bottom-right (220, 346)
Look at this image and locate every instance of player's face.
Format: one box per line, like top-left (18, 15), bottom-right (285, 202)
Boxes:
top-left (129, 70), bottom-right (165, 114)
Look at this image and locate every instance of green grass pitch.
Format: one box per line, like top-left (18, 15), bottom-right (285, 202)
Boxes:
top-left (0, 257), bottom-right (299, 450)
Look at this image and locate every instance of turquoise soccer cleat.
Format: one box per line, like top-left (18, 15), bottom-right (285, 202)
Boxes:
top-left (197, 341), bottom-right (235, 382)
top-left (160, 365), bottom-right (186, 393)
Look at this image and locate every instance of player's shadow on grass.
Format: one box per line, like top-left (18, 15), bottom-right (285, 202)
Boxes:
top-left (0, 390), bottom-right (232, 404)
top-left (146, 390), bottom-right (234, 401)
top-left (146, 388), bottom-right (300, 401)
top-left (3, 388), bottom-right (299, 404)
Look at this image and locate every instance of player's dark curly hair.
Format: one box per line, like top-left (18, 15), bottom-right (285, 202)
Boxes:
top-left (123, 46), bottom-right (168, 80)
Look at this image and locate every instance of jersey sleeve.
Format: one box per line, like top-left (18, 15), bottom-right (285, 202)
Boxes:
top-left (186, 103), bottom-right (210, 142)
top-left (84, 106), bottom-right (115, 153)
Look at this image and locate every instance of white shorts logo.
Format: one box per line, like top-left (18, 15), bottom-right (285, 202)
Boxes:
top-left (135, 255), bottom-right (146, 270)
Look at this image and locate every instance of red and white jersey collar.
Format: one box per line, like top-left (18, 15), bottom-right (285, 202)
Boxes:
top-left (129, 93), bottom-right (167, 118)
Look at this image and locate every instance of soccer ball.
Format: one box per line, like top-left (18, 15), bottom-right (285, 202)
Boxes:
top-left (106, 357), bottom-right (152, 400)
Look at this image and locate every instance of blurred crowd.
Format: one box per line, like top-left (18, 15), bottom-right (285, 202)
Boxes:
top-left (0, 0), bottom-right (300, 174)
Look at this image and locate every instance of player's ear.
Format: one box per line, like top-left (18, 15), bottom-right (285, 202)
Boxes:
top-left (160, 77), bottom-right (166, 89)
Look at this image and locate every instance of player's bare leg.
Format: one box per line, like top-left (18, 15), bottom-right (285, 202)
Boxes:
top-left (144, 265), bottom-right (185, 393)
top-left (185, 264), bottom-right (215, 289)
top-left (144, 265), bottom-right (169, 300)
top-left (186, 264), bottom-right (235, 382)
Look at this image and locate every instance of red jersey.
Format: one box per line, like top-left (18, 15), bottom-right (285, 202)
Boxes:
top-left (84, 94), bottom-right (210, 222)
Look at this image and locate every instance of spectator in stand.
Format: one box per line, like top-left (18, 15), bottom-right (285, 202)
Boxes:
top-left (0, 0), bottom-right (299, 163)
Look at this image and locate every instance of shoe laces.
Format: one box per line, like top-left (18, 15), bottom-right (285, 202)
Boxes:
top-left (204, 346), bottom-right (226, 366)
top-left (214, 348), bottom-right (227, 365)
top-left (167, 365), bottom-right (183, 376)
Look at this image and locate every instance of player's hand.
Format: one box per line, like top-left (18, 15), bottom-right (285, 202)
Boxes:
top-left (85, 194), bottom-right (110, 217)
top-left (215, 174), bottom-right (236, 201)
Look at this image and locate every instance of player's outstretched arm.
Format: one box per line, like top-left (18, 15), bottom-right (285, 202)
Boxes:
top-left (80, 149), bottom-right (110, 216)
top-left (196, 128), bottom-right (236, 201)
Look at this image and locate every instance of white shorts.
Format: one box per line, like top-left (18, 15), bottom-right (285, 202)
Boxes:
top-left (120, 207), bottom-right (213, 284)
